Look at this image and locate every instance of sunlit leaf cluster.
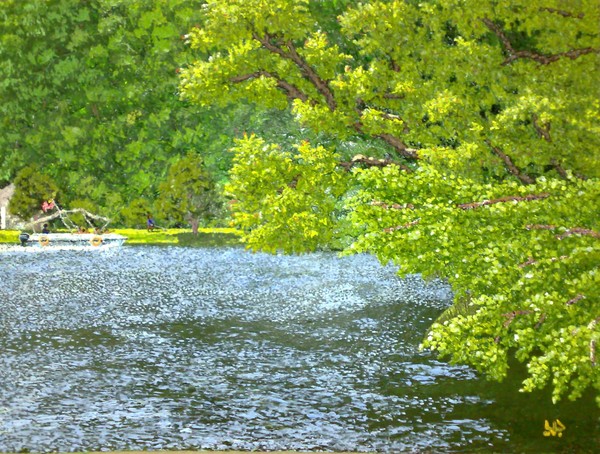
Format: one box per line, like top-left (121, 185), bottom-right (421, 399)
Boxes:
top-left (347, 164), bottom-right (599, 404)
top-left (226, 134), bottom-right (348, 253)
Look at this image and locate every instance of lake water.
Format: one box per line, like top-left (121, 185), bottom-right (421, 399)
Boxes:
top-left (0, 247), bottom-right (598, 452)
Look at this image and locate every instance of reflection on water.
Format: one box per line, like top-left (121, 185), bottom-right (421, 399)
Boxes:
top-left (0, 247), bottom-right (598, 452)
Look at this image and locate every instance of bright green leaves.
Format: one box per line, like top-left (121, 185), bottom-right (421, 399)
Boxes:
top-left (520, 321), bottom-right (599, 404)
top-left (424, 89), bottom-right (462, 124)
top-left (181, 0), bottom-right (599, 183)
top-left (186, 0), bottom-right (312, 53)
top-left (299, 31), bottom-right (351, 81)
top-left (358, 168), bottom-right (600, 402)
top-left (335, 156), bottom-right (599, 404)
top-left (226, 135), bottom-right (349, 253)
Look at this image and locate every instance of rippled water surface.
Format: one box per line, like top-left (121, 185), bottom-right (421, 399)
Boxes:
top-left (0, 247), bottom-right (598, 452)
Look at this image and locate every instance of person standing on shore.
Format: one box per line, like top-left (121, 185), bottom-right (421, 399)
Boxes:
top-left (146, 214), bottom-right (155, 232)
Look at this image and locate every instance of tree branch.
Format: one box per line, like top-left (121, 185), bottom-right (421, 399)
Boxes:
top-left (377, 133), bottom-right (420, 160)
top-left (549, 158), bottom-right (569, 179)
top-left (518, 255), bottom-right (569, 268)
top-left (549, 158), bottom-right (588, 181)
top-left (389, 57), bottom-right (401, 72)
top-left (566, 294), bottom-right (585, 306)
top-left (519, 257), bottom-right (537, 268)
top-left (532, 113), bottom-right (551, 142)
top-left (557, 228), bottom-right (600, 240)
top-left (539, 7), bottom-right (584, 19)
top-left (349, 118), bottom-right (418, 160)
top-left (526, 224), bottom-right (600, 239)
top-left (383, 93), bottom-right (405, 100)
top-left (251, 32), bottom-right (336, 110)
top-left (458, 193), bottom-right (550, 210)
top-left (338, 155), bottom-right (411, 172)
top-left (535, 313), bottom-right (546, 330)
top-left (285, 39), bottom-right (337, 111)
top-left (370, 201), bottom-right (415, 210)
top-left (252, 31), bottom-right (287, 58)
top-left (487, 141), bottom-right (536, 184)
top-left (383, 219), bottom-right (420, 233)
top-left (502, 310), bottom-right (533, 328)
top-left (525, 224), bottom-right (557, 231)
top-left (481, 18), bottom-right (599, 66)
top-left (26, 208), bottom-right (111, 229)
top-left (231, 70), bottom-right (309, 102)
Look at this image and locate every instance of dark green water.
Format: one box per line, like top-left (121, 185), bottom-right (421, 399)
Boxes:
top-left (0, 247), bottom-right (597, 452)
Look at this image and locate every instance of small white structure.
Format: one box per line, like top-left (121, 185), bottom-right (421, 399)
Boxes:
top-left (0, 184), bottom-right (16, 230)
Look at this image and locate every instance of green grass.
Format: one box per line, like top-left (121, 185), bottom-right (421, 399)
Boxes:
top-left (0, 227), bottom-right (243, 247)
top-left (0, 230), bottom-right (19, 243)
top-left (115, 227), bottom-right (243, 247)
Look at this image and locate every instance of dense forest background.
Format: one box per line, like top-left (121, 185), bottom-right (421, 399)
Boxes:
top-left (0, 0), bottom-right (349, 226)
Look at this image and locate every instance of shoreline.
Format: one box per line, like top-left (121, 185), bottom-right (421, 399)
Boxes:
top-left (4, 452), bottom-right (371, 454)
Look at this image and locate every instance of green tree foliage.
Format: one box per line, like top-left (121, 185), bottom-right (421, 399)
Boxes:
top-left (180, 0), bottom-right (600, 404)
top-left (120, 198), bottom-right (154, 229)
top-left (156, 153), bottom-right (222, 234)
top-left (0, 0), bottom-right (239, 220)
top-left (10, 166), bottom-right (58, 220)
top-left (227, 134), bottom-right (349, 253)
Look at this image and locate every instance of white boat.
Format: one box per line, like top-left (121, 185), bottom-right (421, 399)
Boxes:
top-left (7, 203), bottom-right (127, 251)
top-left (17, 232), bottom-right (127, 250)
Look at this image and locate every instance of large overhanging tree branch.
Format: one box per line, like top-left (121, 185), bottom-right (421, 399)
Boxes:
top-left (251, 32), bottom-right (337, 111)
top-left (181, 0), bottom-right (600, 405)
top-left (486, 141), bottom-right (536, 185)
top-left (248, 30), bottom-right (418, 160)
top-left (231, 70), bottom-right (310, 103)
top-left (539, 7), bottom-right (585, 19)
top-left (183, 4), bottom-right (420, 162)
top-left (481, 17), bottom-right (600, 65)
top-left (526, 224), bottom-right (600, 240)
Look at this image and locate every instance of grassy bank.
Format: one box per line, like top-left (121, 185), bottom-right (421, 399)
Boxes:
top-left (0, 228), bottom-right (243, 247)
top-left (113, 227), bottom-right (242, 247)
top-left (0, 230), bottom-right (19, 243)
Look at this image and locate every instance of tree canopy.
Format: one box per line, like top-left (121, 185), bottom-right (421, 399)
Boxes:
top-left (180, 0), bottom-right (600, 405)
top-left (0, 0), bottom-right (248, 223)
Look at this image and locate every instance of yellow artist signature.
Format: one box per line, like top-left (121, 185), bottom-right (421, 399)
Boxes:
top-left (544, 419), bottom-right (566, 437)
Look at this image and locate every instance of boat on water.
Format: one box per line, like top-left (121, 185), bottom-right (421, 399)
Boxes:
top-left (17, 232), bottom-right (127, 250)
top-left (6, 201), bottom-right (127, 251)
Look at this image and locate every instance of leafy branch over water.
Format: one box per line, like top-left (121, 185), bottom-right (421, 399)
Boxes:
top-left (180, 0), bottom-right (600, 405)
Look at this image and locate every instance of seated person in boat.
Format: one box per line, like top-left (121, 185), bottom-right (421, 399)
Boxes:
top-left (42, 223), bottom-right (50, 234)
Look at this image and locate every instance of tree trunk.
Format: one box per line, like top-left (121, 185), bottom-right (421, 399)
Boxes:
top-left (191, 218), bottom-right (200, 235)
